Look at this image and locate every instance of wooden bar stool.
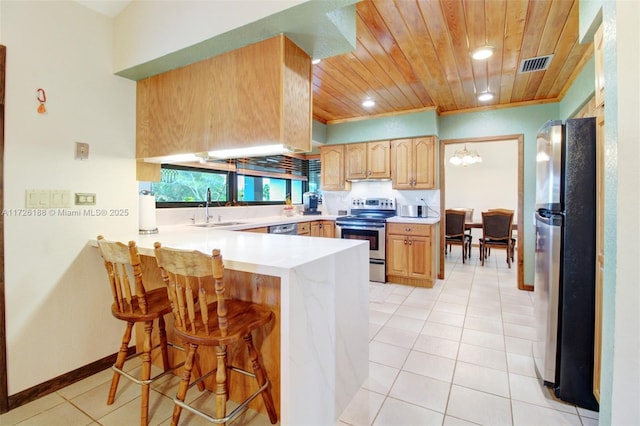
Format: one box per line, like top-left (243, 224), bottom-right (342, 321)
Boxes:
top-left (154, 243), bottom-right (278, 426)
top-left (96, 236), bottom-right (185, 426)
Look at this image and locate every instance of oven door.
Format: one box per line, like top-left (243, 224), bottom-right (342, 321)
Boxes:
top-left (335, 223), bottom-right (385, 259)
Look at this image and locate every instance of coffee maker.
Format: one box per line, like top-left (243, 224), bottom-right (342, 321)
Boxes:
top-left (302, 192), bottom-right (321, 215)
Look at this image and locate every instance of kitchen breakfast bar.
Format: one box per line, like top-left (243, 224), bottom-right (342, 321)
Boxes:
top-left (93, 225), bottom-right (370, 425)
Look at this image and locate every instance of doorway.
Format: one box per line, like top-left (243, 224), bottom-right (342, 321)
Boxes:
top-left (438, 135), bottom-right (526, 290)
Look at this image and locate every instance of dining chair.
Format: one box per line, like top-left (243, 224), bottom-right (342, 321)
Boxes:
top-left (445, 209), bottom-right (472, 262)
top-left (487, 208), bottom-right (516, 261)
top-left (96, 236), bottom-right (185, 426)
top-left (479, 210), bottom-right (515, 268)
top-left (154, 243), bottom-right (278, 426)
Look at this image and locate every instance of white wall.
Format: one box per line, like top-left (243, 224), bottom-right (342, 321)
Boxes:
top-left (1, 1), bottom-right (137, 393)
top-left (113, 0), bottom-right (306, 73)
top-left (604, 1), bottom-right (640, 424)
top-left (444, 140), bottom-right (518, 243)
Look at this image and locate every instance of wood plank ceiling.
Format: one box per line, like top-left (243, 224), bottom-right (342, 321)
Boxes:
top-left (312, 0), bottom-right (592, 124)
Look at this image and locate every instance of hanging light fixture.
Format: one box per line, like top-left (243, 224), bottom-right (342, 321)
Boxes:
top-left (449, 144), bottom-right (483, 167)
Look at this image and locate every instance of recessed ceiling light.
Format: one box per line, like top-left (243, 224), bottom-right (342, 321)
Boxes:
top-left (312, 58), bottom-right (321, 65)
top-left (471, 46), bottom-right (495, 60)
top-left (362, 98), bottom-right (375, 108)
top-left (477, 91), bottom-right (495, 102)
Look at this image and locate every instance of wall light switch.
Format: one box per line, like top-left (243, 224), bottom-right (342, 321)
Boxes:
top-left (26, 190), bottom-right (50, 208)
top-left (50, 190), bottom-right (71, 208)
top-left (75, 142), bottom-right (89, 160)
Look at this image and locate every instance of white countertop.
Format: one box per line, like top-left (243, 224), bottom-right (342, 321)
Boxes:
top-left (387, 216), bottom-right (440, 224)
top-left (133, 223), bottom-right (364, 275)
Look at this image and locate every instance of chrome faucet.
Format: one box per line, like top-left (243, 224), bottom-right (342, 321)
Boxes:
top-left (205, 188), bottom-right (212, 223)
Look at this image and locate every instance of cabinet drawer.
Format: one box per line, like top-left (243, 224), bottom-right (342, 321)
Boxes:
top-left (387, 223), bottom-right (431, 237)
top-left (298, 222), bottom-right (310, 234)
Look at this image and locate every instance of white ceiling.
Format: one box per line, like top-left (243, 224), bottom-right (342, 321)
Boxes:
top-left (75, 0), bottom-right (131, 17)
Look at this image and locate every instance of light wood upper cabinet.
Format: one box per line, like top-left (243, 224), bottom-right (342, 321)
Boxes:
top-left (345, 141), bottom-right (391, 180)
top-left (367, 141), bottom-right (391, 179)
top-left (594, 23), bottom-right (605, 109)
top-left (391, 137), bottom-right (436, 189)
top-left (321, 145), bottom-right (351, 191)
top-left (345, 143), bottom-right (368, 180)
top-left (136, 34), bottom-right (312, 159)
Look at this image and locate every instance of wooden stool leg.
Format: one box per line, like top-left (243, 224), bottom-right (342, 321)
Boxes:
top-left (108, 321), bottom-right (134, 405)
top-left (244, 334), bottom-right (278, 424)
top-left (214, 346), bottom-right (228, 424)
top-left (158, 316), bottom-right (170, 371)
top-left (172, 344), bottom-right (197, 426)
top-left (140, 321), bottom-right (154, 426)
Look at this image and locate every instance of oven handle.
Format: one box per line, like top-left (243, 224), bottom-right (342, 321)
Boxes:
top-left (370, 259), bottom-right (385, 265)
top-left (336, 224), bottom-right (386, 231)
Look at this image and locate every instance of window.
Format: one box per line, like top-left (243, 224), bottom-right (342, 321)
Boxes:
top-left (149, 156), bottom-right (312, 207)
top-left (236, 176), bottom-right (303, 204)
top-left (152, 165), bottom-right (228, 206)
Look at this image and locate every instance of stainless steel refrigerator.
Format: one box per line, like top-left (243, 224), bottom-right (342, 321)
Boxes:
top-left (533, 118), bottom-right (599, 411)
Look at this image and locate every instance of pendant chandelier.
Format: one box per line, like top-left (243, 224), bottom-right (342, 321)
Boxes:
top-left (449, 144), bottom-right (483, 166)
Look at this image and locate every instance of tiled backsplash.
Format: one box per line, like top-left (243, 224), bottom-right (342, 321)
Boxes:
top-left (322, 181), bottom-right (440, 217)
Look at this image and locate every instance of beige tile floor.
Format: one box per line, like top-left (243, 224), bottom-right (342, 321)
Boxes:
top-left (0, 250), bottom-right (600, 426)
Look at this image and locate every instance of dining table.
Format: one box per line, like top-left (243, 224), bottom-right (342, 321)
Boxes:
top-left (463, 222), bottom-right (518, 259)
top-left (465, 222), bottom-right (518, 230)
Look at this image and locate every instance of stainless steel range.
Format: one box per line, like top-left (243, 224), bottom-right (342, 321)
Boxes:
top-left (335, 197), bottom-right (396, 283)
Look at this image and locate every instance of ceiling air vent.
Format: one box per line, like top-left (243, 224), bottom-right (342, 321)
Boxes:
top-left (519, 55), bottom-right (554, 73)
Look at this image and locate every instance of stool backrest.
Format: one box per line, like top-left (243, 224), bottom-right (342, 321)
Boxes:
top-left (154, 243), bottom-right (226, 337)
top-left (96, 235), bottom-right (148, 315)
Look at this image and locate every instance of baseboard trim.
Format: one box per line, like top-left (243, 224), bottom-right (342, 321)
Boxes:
top-left (7, 346), bottom-right (135, 411)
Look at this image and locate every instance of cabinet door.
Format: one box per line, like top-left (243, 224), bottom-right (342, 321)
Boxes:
top-left (321, 145), bottom-right (350, 190)
top-left (413, 137), bottom-right (436, 189)
top-left (391, 139), bottom-right (414, 189)
top-left (345, 143), bottom-right (368, 180)
top-left (386, 235), bottom-right (409, 276)
top-left (321, 221), bottom-right (335, 238)
top-left (408, 236), bottom-right (431, 279)
top-left (367, 140), bottom-right (391, 179)
top-left (310, 221), bottom-right (322, 237)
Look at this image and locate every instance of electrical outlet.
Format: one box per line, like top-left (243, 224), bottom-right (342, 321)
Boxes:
top-left (75, 192), bottom-right (96, 205)
top-left (75, 142), bottom-right (89, 160)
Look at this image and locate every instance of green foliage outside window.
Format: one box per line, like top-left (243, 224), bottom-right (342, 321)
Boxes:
top-left (152, 167), bottom-right (228, 203)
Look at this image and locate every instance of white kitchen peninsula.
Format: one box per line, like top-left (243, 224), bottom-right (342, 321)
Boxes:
top-left (107, 225), bottom-right (370, 425)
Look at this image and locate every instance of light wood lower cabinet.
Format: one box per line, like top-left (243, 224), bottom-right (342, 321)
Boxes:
top-left (245, 226), bottom-right (268, 233)
top-left (298, 221), bottom-right (335, 238)
top-left (386, 222), bottom-right (435, 288)
top-left (298, 222), bottom-right (310, 235)
top-left (310, 220), bottom-right (335, 238)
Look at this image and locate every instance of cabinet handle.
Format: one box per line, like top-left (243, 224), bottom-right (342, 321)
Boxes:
top-left (409, 239), bottom-right (413, 246)
top-left (405, 227), bottom-right (411, 232)
top-left (319, 223), bottom-right (323, 229)
top-left (404, 239), bottom-right (408, 245)
top-left (368, 170), bottom-right (371, 175)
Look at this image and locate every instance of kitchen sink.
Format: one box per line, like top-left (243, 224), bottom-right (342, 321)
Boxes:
top-left (192, 221), bottom-right (244, 228)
